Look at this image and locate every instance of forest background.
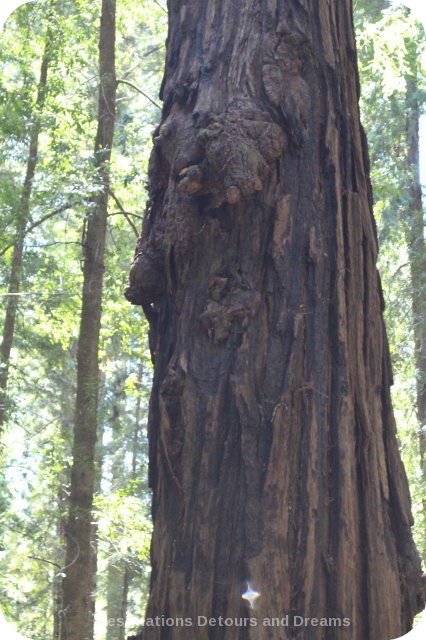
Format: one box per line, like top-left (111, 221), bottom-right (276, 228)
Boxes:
top-left (0, 0), bottom-right (424, 639)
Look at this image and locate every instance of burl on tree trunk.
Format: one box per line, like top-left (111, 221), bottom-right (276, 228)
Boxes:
top-left (126, 1), bottom-right (424, 638)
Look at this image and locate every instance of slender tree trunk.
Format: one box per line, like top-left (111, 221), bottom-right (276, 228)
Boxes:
top-left (106, 561), bottom-right (129, 640)
top-left (120, 562), bottom-right (131, 640)
top-left (106, 557), bottom-right (131, 640)
top-left (0, 34), bottom-right (50, 430)
top-left (88, 410), bottom-right (105, 640)
top-left (106, 377), bottom-right (127, 640)
top-left (53, 366), bottom-right (76, 639)
top-left (53, 485), bottom-right (68, 640)
top-left (106, 364), bottom-right (144, 640)
top-left (60, 1), bottom-right (116, 639)
top-left (126, 1), bottom-right (424, 639)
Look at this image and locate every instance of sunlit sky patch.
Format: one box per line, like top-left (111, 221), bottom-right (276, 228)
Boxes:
top-left (393, 0), bottom-right (426, 28)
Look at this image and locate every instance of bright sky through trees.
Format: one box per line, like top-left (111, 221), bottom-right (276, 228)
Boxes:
top-left (0, 1), bottom-right (35, 32)
top-left (395, 0), bottom-right (426, 28)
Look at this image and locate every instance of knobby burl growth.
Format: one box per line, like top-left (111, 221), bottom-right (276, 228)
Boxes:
top-left (126, 104), bottom-right (287, 309)
top-left (125, 34), bottom-right (312, 345)
top-left (125, 95), bottom-right (292, 351)
top-left (178, 110), bottom-right (286, 203)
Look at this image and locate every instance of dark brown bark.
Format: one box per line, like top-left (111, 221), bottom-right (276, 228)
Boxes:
top-left (60, 1), bottom-right (116, 639)
top-left (0, 34), bottom-right (50, 430)
top-left (126, 1), bottom-right (424, 638)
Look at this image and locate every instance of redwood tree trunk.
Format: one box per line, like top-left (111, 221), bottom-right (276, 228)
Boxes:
top-left (126, 1), bottom-right (424, 638)
top-left (60, 1), bottom-right (116, 639)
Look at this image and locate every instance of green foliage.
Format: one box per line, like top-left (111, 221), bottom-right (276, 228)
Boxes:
top-left (0, 0), bottom-right (163, 637)
top-left (355, 2), bottom-right (426, 562)
top-left (95, 491), bottom-right (151, 566)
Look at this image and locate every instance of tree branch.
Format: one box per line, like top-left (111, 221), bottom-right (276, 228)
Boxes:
top-left (25, 203), bottom-right (74, 235)
top-left (0, 203), bottom-right (75, 257)
top-left (153, 0), bottom-right (167, 13)
top-left (108, 190), bottom-right (140, 237)
top-left (28, 555), bottom-right (62, 570)
top-left (116, 79), bottom-right (162, 110)
top-left (108, 211), bottom-right (144, 221)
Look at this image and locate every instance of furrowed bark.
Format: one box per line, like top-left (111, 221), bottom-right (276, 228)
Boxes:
top-left (126, 1), bottom-right (424, 638)
top-left (60, 1), bottom-right (116, 639)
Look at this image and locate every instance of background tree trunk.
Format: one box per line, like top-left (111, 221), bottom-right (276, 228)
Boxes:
top-left (106, 362), bottom-right (146, 640)
top-left (60, 1), bottom-right (116, 639)
top-left (106, 374), bottom-right (128, 640)
top-left (53, 385), bottom-right (74, 640)
top-left (0, 28), bottom-right (50, 430)
top-left (126, 1), bottom-right (424, 639)
top-left (106, 561), bottom-right (130, 640)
